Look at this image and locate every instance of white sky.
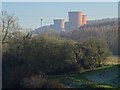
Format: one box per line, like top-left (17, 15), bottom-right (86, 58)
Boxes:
top-left (1, 0), bottom-right (120, 2)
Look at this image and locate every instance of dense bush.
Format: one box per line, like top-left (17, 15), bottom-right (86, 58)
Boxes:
top-left (74, 38), bottom-right (110, 69)
top-left (2, 35), bottom-right (76, 87)
top-left (22, 35), bottom-right (77, 74)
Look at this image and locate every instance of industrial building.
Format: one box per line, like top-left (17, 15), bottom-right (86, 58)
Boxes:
top-left (53, 11), bottom-right (87, 31)
top-left (33, 11), bottom-right (87, 34)
top-left (68, 12), bottom-right (83, 30)
top-left (53, 19), bottom-right (65, 32)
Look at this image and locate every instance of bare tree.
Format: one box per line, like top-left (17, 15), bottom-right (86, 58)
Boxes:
top-left (1, 11), bottom-right (21, 44)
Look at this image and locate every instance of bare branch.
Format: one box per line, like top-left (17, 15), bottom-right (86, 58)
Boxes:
top-left (2, 11), bottom-right (20, 45)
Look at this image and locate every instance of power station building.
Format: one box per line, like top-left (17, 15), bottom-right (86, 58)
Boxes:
top-left (53, 19), bottom-right (65, 32)
top-left (68, 12), bottom-right (87, 30)
top-left (68, 12), bottom-right (83, 30)
top-left (34, 11), bottom-right (87, 34)
top-left (53, 11), bottom-right (87, 31)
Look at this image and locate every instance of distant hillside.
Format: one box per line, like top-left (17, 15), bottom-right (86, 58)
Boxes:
top-left (32, 18), bottom-right (118, 34)
top-left (79, 18), bottom-right (117, 31)
top-left (32, 25), bottom-right (55, 35)
top-left (60, 18), bottom-right (118, 55)
top-left (87, 18), bottom-right (117, 25)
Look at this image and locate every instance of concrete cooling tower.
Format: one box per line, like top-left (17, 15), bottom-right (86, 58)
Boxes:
top-left (68, 12), bottom-right (83, 30)
top-left (53, 19), bottom-right (65, 32)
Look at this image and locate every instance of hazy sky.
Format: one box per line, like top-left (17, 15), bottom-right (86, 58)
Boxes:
top-left (2, 2), bottom-right (118, 29)
top-left (1, 0), bottom-right (119, 2)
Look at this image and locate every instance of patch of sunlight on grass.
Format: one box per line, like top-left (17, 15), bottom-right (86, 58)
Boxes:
top-left (104, 56), bottom-right (120, 65)
top-left (95, 84), bottom-right (114, 88)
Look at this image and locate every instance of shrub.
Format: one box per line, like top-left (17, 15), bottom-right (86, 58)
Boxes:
top-left (43, 80), bottom-right (64, 88)
top-left (74, 38), bottom-right (110, 69)
top-left (22, 74), bottom-right (64, 88)
top-left (22, 74), bottom-right (47, 88)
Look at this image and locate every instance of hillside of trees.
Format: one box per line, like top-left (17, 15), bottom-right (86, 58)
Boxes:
top-left (60, 18), bottom-right (118, 55)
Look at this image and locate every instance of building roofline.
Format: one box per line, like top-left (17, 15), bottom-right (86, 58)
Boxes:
top-left (53, 19), bottom-right (64, 21)
top-left (83, 15), bottom-right (87, 16)
top-left (68, 11), bottom-right (83, 13)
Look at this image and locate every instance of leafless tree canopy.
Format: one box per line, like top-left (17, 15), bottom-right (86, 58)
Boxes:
top-left (1, 11), bottom-right (21, 44)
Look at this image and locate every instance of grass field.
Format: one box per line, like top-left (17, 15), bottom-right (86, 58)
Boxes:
top-left (48, 56), bottom-right (120, 88)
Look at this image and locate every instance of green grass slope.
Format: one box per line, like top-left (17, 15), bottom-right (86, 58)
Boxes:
top-left (49, 65), bottom-right (120, 88)
top-left (84, 65), bottom-right (119, 87)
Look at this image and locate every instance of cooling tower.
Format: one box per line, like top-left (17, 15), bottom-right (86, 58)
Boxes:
top-left (68, 12), bottom-right (83, 30)
top-left (53, 19), bottom-right (65, 32)
top-left (82, 15), bottom-right (87, 25)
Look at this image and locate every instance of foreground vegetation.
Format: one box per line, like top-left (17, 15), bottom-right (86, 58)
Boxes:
top-left (3, 34), bottom-right (110, 88)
